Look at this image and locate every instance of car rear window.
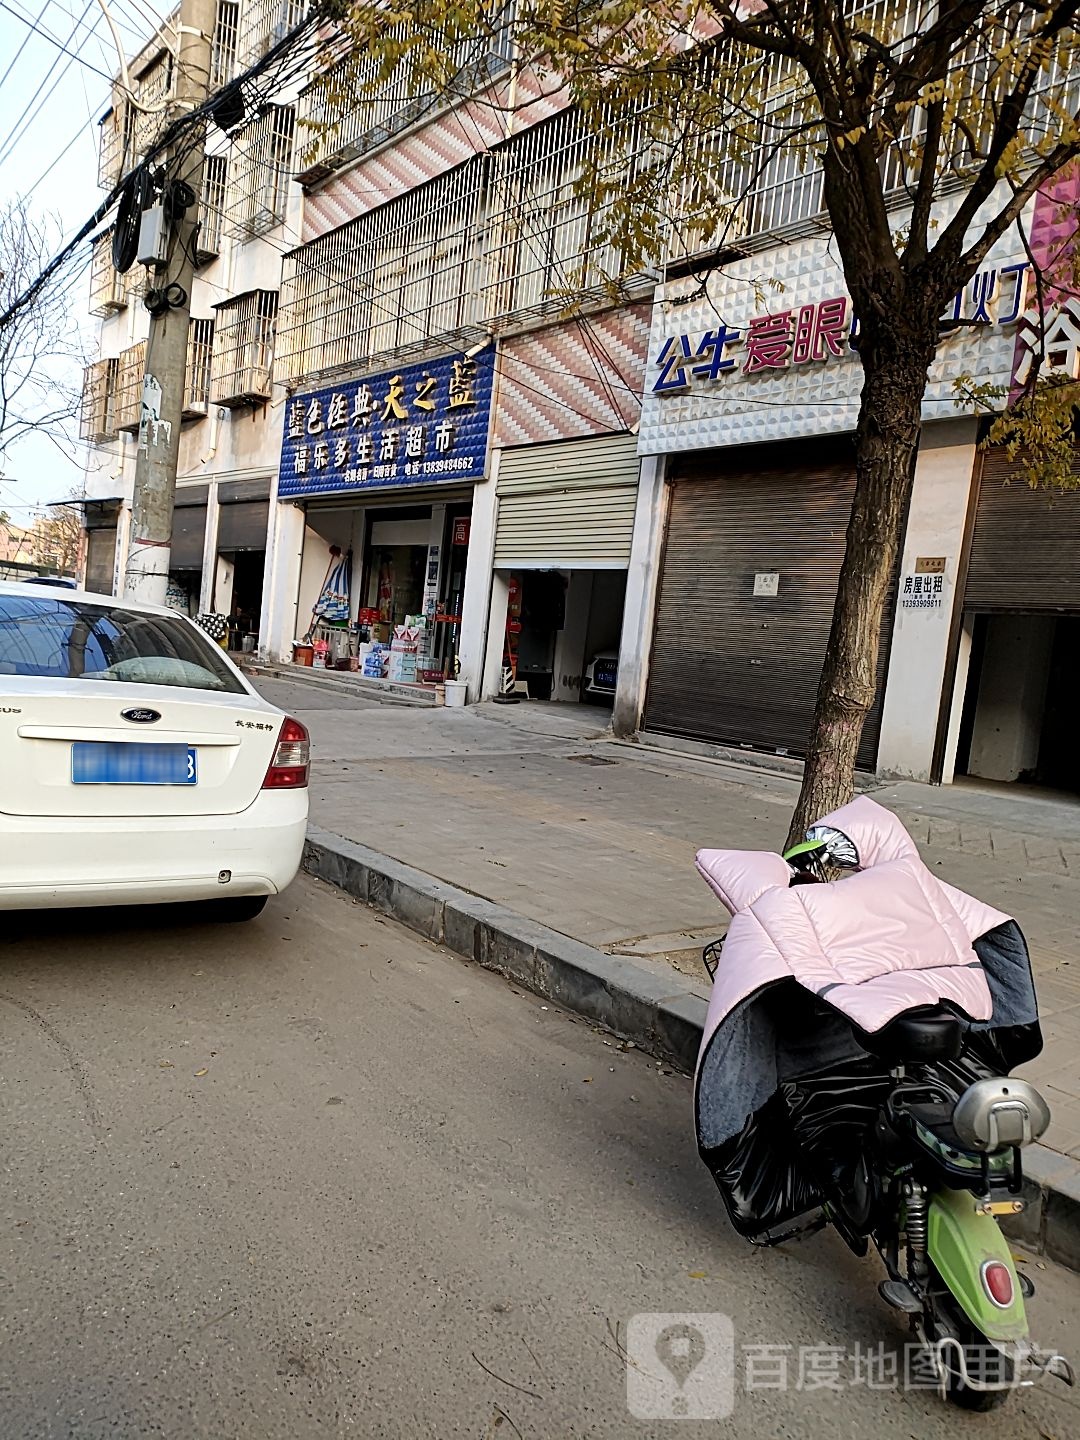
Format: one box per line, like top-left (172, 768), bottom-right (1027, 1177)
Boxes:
top-left (0, 595), bottom-right (246, 693)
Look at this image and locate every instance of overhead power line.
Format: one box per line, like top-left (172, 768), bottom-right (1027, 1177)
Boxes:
top-left (0, 0), bottom-right (114, 83)
top-left (0, 0), bottom-right (101, 168)
top-left (46, 0), bottom-right (148, 47)
top-left (17, 113), bottom-right (99, 202)
top-left (0, 12), bottom-right (327, 333)
top-left (0, 0), bottom-right (51, 95)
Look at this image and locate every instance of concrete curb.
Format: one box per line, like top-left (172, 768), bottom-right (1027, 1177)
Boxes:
top-left (304, 827), bottom-right (707, 1073)
top-left (303, 827), bottom-right (1080, 1274)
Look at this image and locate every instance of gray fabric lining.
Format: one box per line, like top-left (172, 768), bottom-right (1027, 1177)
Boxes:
top-left (697, 919), bottom-right (1038, 1149)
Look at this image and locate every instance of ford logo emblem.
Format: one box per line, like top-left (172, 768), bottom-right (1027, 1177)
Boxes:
top-left (121, 707), bottom-right (161, 724)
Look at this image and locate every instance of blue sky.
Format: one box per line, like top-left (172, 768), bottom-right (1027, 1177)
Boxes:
top-left (0, 0), bottom-right (170, 524)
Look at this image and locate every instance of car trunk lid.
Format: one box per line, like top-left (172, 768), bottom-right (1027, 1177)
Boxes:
top-left (0, 679), bottom-right (282, 818)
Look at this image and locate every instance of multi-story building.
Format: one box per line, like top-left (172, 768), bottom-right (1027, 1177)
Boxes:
top-left (80, 7), bottom-right (1080, 798)
top-left (267, 25), bottom-right (658, 701)
top-left (81, 2), bottom-right (306, 646)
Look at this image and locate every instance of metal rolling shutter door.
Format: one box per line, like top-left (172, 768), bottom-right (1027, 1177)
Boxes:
top-left (170, 506), bottom-right (208, 568)
top-left (645, 449), bottom-right (894, 769)
top-left (494, 434), bottom-right (639, 569)
top-left (217, 500), bottom-right (269, 551)
top-left (965, 447), bottom-right (1080, 611)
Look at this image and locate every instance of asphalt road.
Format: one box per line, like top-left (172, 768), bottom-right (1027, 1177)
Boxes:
top-left (2, 878), bottom-right (1078, 1439)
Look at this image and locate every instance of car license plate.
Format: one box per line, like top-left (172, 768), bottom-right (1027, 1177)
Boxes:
top-left (595, 667), bottom-right (617, 687)
top-left (71, 742), bottom-right (198, 785)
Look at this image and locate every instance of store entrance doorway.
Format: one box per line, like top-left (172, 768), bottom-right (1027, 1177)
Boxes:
top-left (501, 569), bottom-right (627, 703)
top-left (956, 613), bottom-right (1080, 791)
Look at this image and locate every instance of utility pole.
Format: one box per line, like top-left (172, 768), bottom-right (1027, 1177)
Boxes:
top-left (124, 0), bottom-right (215, 606)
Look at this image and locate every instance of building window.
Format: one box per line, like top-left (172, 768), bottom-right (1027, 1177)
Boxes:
top-left (130, 49), bottom-right (175, 161)
top-left (481, 109), bottom-right (636, 326)
top-left (210, 290), bottom-right (277, 406)
top-left (89, 232), bottom-right (127, 317)
top-left (196, 151), bottom-right (229, 262)
top-left (228, 104), bottom-right (294, 238)
top-left (184, 318), bottom-right (216, 416)
top-left (80, 358), bottom-right (119, 443)
top-left (114, 343), bottom-right (147, 432)
top-left (97, 104), bottom-right (134, 191)
top-left (276, 161), bottom-right (483, 382)
top-left (238, 0), bottom-right (306, 68)
top-left (97, 43), bottom-right (174, 191)
top-left (210, 0), bottom-right (240, 90)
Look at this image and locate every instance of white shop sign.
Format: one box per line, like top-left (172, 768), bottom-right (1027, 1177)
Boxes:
top-left (637, 192), bottom-right (1034, 456)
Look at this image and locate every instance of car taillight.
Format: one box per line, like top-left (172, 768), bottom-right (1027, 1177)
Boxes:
top-left (262, 716), bottom-right (310, 789)
top-left (981, 1260), bottom-right (1015, 1308)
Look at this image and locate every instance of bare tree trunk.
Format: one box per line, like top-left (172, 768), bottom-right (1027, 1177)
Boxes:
top-left (786, 342), bottom-right (929, 847)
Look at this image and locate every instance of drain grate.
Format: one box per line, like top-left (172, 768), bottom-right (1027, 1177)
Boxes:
top-left (566, 753), bottom-right (618, 766)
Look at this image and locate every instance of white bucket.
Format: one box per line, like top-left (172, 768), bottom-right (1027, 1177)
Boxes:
top-left (444, 679), bottom-right (467, 707)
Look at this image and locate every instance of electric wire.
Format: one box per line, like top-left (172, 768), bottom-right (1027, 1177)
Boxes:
top-left (0, 0), bottom-right (101, 168)
top-left (47, 0), bottom-right (148, 47)
top-left (0, 0), bottom-right (113, 81)
top-left (0, 0), bottom-right (51, 94)
top-left (0, 0), bottom-right (114, 84)
top-left (1, 13), bottom-right (326, 333)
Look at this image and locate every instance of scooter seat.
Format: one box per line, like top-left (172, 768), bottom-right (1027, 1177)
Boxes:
top-left (854, 1004), bottom-right (965, 1064)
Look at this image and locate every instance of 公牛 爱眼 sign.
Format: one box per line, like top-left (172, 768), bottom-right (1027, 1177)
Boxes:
top-left (278, 349), bottom-right (494, 499)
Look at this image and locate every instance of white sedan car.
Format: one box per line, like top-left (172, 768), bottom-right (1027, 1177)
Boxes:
top-left (0, 582), bottom-right (308, 920)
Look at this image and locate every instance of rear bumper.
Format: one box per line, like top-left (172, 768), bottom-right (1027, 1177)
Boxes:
top-left (0, 790), bottom-right (308, 909)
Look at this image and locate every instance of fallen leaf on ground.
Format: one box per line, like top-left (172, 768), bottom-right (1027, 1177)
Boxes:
top-left (194, 1068), bottom-right (209, 1078)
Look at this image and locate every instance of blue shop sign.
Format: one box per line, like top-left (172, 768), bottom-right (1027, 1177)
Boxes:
top-left (278, 348), bottom-right (494, 499)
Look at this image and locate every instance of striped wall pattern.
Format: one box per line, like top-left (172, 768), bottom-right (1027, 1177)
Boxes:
top-left (302, 69), bottom-right (569, 242)
top-left (493, 303), bottom-right (652, 448)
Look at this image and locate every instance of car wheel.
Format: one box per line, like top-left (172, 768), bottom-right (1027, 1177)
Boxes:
top-left (210, 896), bottom-right (269, 923)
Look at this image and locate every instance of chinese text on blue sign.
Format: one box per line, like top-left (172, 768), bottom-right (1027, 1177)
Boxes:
top-left (278, 349), bottom-right (494, 498)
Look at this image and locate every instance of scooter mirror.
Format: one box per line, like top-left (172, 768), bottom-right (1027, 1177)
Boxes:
top-left (803, 824), bottom-right (860, 869)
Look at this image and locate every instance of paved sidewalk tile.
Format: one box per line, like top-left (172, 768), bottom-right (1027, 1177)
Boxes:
top-left (255, 679), bottom-right (1080, 1159)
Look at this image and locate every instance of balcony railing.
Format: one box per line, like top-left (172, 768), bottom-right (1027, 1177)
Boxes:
top-left (666, 0), bottom-right (1080, 261)
top-left (196, 151), bottom-right (228, 263)
top-left (238, 0), bottom-right (306, 68)
top-left (115, 342), bottom-right (147, 432)
top-left (227, 105), bottom-right (294, 239)
top-left (134, 50), bottom-right (173, 150)
top-left (210, 0), bottom-right (240, 90)
top-left (184, 318), bottom-right (215, 417)
top-left (96, 11), bottom-right (181, 190)
top-left (80, 358), bottom-right (119, 443)
top-left (296, 12), bottom-right (516, 185)
top-left (89, 232), bottom-right (127, 317)
top-left (210, 290), bottom-right (277, 406)
top-left (478, 108), bottom-right (651, 330)
top-left (276, 160), bottom-right (484, 383)
top-left (97, 106), bottom-right (130, 191)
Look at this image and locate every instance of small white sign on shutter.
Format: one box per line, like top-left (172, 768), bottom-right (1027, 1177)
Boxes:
top-left (753, 572), bottom-right (779, 597)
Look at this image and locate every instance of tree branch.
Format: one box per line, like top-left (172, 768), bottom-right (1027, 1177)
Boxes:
top-left (935, 0), bottom-right (1080, 265)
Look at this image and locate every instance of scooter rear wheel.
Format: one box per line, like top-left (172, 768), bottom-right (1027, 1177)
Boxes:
top-left (926, 1270), bottom-right (1014, 1411)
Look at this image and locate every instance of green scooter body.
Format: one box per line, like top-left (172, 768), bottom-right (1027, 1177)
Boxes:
top-left (927, 1187), bottom-right (1028, 1342)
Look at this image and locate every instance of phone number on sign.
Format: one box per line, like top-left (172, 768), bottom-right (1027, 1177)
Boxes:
top-left (901, 596), bottom-right (943, 609)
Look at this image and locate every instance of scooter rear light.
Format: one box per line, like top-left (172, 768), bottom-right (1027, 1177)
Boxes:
top-left (981, 1259), bottom-right (1015, 1308)
top-left (262, 716), bottom-right (310, 788)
